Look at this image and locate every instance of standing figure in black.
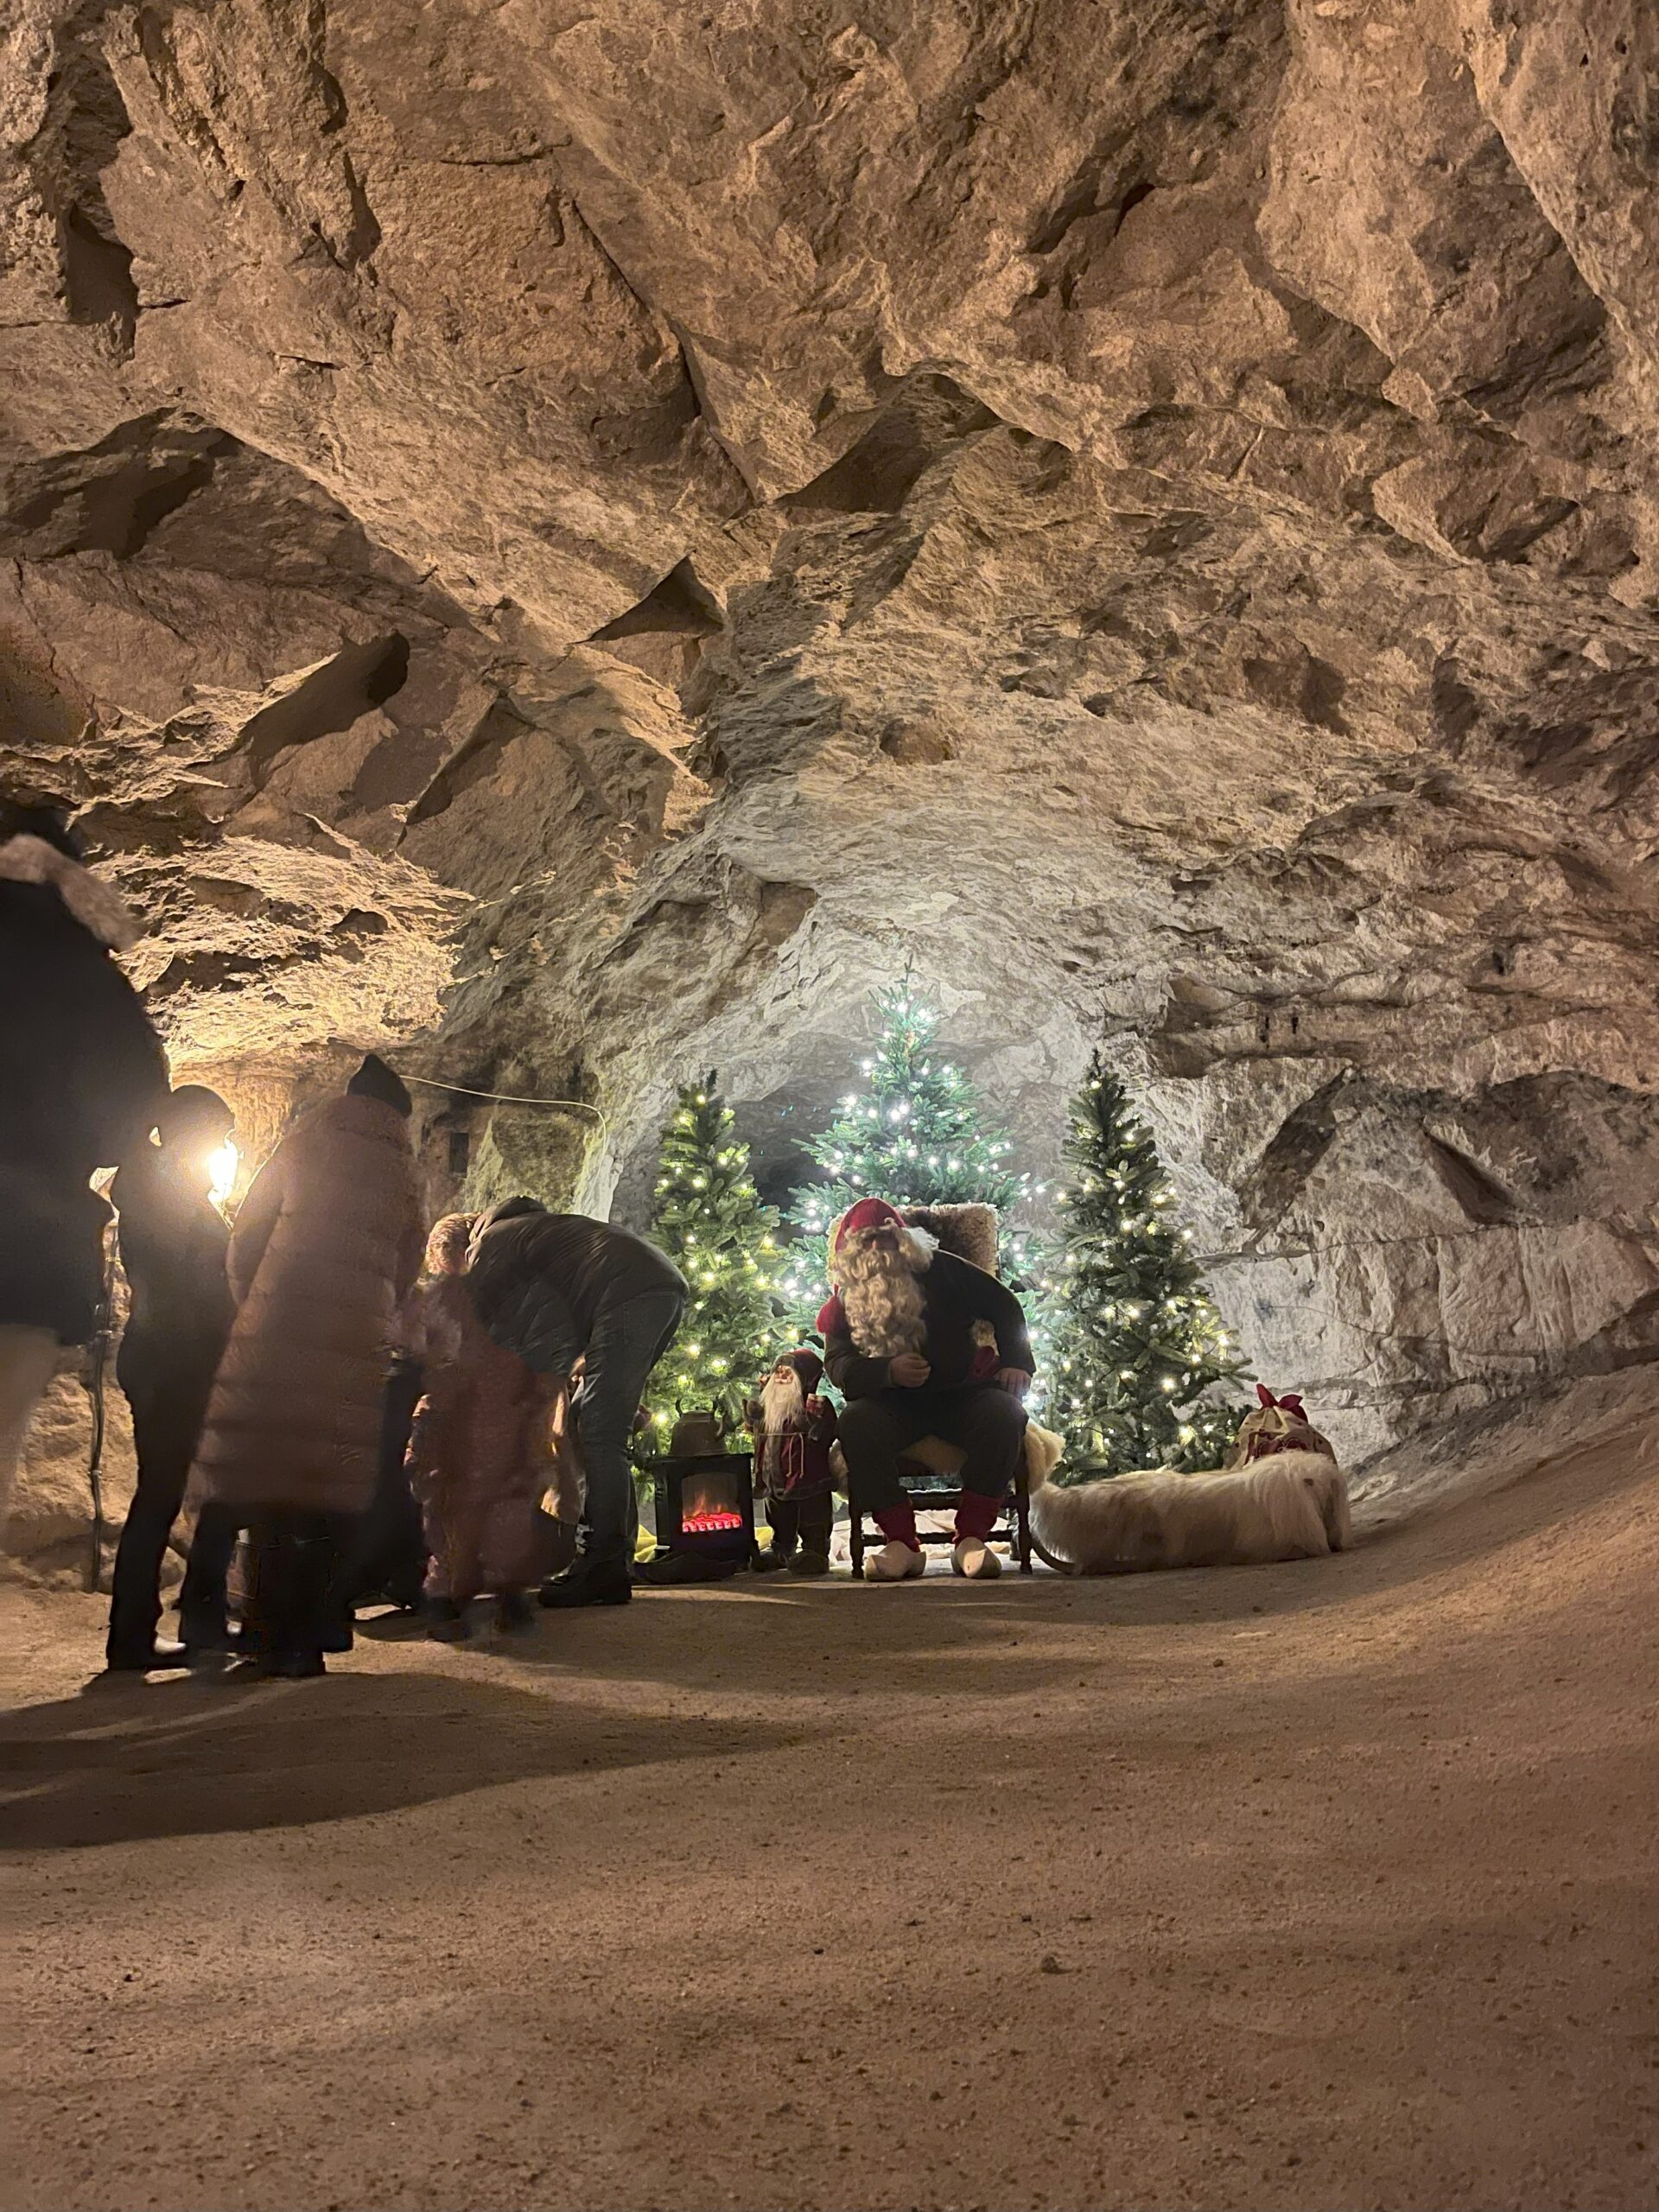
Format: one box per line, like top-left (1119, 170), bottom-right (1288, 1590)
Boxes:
top-left (106, 1085), bottom-right (241, 1669)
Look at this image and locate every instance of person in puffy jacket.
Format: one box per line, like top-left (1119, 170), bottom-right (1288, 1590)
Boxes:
top-left (404, 1212), bottom-right (554, 1639)
top-left (466, 1198), bottom-right (685, 1609)
top-left (191, 1054), bottom-right (424, 1677)
top-left (0, 800), bottom-right (168, 1551)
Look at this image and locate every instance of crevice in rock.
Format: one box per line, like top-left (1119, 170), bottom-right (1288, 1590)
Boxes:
top-left (239, 634), bottom-right (411, 789)
top-left (781, 375), bottom-right (1000, 518)
top-left (59, 200), bottom-right (138, 341)
top-left (591, 558), bottom-right (723, 645)
top-left (3, 415), bottom-right (232, 561)
top-left (1238, 1076), bottom-right (1348, 1232)
top-left (402, 692), bottom-right (536, 830)
top-left (1422, 1132), bottom-right (1519, 1226)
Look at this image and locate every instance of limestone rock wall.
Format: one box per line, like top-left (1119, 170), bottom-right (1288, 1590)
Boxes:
top-left (3, 0), bottom-right (1656, 1474)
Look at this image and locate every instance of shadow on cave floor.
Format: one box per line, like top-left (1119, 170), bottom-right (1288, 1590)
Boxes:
top-left (3, 1389), bottom-right (1651, 1857)
top-left (0, 1669), bottom-right (796, 1852)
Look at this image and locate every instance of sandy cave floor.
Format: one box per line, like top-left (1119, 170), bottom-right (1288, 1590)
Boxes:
top-left (3, 1431), bottom-right (1657, 2212)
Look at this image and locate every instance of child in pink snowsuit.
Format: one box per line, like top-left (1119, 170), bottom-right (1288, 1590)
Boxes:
top-left (404, 1213), bottom-right (554, 1637)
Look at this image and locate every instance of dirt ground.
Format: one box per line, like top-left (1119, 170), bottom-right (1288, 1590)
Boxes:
top-left (3, 1417), bottom-right (1657, 2212)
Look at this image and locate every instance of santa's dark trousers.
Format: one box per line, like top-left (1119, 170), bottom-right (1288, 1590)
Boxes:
top-left (836, 1383), bottom-right (1026, 1511)
top-left (766, 1489), bottom-right (834, 1560)
top-left (107, 1376), bottom-right (238, 1659)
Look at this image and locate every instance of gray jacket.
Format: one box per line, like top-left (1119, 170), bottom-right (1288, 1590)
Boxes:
top-left (467, 1211), bottom-right (685, 1376)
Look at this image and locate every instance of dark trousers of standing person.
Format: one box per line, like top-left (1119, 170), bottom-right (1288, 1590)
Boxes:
top-left (766, 1491), bottom-right (834, 1564)
top-left (107, 1376), bottom-right (238, 1662)
top-left (571, 1289), bottom-right (684, 1564)
top-left (836, 1384), bottom-right (1027, 1521)
top-left (245, 1509), bottom-right (359, 1677)
top-left (349, 1355), bottom-right (427, 1609)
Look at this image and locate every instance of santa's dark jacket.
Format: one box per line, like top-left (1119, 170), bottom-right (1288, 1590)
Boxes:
top-left (0, 836), bottom-right (168, 1344)
top-left (818, 1249), bottom-right (1035, 1400)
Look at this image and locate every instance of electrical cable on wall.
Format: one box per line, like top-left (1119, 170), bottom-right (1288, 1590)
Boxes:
top-left (404, 1073), bottom-right (609, 1146)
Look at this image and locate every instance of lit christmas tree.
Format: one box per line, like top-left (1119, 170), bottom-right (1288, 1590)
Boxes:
top-left (639, 1074), bottom-right (787, 1453)
top-left (1046, 1053), bottom-right (1250, 1474)
top-left (779, 976), bottom-right (1039, 1323)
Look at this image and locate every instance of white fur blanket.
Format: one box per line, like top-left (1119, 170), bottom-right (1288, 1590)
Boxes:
top-left (1028, 1449), bottom-right (1351, 1573)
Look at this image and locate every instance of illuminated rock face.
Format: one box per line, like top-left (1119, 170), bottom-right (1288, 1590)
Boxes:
top-left (3, 0), bottom-right (1656, 1469)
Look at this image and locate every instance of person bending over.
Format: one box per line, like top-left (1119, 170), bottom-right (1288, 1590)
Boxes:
top-left (818, 1198), bottom-right (1033, 1582)
top-left (467, 1199), bottom-right (685, 1608)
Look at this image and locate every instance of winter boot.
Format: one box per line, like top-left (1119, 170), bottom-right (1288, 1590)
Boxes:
top-left (788, 1549), bottom-right (831, 1578)
top-left (493, 1590), bottom-right (534, 1634)
top-left (424, 1596), bottom-right (473, 1643)
top-left (539, 1548), bottom-right (632, 1609)
top-left (104, 1637), bottom-right (192, 1673)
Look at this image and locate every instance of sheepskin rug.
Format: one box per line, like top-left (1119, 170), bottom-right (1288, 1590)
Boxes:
top-left (1029, 1450), bottom-right (1351, 1573)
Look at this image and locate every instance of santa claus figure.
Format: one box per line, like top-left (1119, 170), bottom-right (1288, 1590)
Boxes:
top-left (817, 1197), bottom-right (1033, 1581)
top-left (745, 1347), bottom-right (838, 1575)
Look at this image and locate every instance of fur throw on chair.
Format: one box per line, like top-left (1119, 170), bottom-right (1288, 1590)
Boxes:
top-left (1027, 1449), bottom-right (1351, 1573)
top-left (829, 1419), bottom-right (1062, 1494)
top-left (898, 1203), bottom-right (999, 1275)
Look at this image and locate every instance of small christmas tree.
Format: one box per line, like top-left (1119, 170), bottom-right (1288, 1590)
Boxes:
top-left (639, 1074), bottom-right (786, 1453)
top-left (1047, 1053), bottom-right (1249, 1474)
top-left (779, 976), bottom-right (1033, 1320)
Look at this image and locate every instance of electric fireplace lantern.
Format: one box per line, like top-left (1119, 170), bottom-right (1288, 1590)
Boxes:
top-left (655, 1452), bottom-right (755, 1563)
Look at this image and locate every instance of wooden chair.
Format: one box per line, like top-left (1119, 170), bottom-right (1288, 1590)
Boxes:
top-left (845, 1453), bottom-right (1035, 1574)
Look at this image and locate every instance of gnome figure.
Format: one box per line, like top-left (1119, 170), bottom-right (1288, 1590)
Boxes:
top-left (746, 1348), bottom-right (837, 1576)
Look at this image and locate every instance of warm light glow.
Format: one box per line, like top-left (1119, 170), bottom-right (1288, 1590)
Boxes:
top-left (207, 1140), bottom-right (239, 1210)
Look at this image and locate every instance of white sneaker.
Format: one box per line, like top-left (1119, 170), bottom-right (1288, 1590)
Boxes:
top-left (951, 1535), bottom-right (1002, 1580)
top-left (864, 1540), bottom-right (926, 1582)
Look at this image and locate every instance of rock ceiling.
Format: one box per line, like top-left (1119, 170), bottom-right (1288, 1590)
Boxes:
top-left (3, 0), bottom-right (1656, 1454)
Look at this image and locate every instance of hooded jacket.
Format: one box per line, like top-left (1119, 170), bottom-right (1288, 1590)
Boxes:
top-left (0, 836), bottom-right (168, 1343)
top-left (191, 1093), bottom-right (425, 1516)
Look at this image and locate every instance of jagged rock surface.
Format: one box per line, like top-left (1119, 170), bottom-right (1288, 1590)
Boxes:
top-left (3, 0), bottom-right (1656, 1476)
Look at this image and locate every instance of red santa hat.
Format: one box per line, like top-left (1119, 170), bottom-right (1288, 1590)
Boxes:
top-left (775, 1347), bottom-right (823, 1392)
top-left (828, 1197), bottom-right (907, 1269)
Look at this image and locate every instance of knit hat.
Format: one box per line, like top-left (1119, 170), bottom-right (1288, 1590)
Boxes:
top-left (346, 1052), bottom-right (412, 1117)
top-left (828, 1197), bottom-right (907, 1270)
top-left (156, 1084), bottom-right (233, 1146)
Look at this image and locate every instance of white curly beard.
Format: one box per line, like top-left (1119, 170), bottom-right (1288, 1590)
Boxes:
top-left (760, 1370), bottom-right (805, 1429)
top-left (837, 1231), bottom-right (931, 1358)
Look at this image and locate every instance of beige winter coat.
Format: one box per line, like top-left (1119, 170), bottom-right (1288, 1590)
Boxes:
top-left (192, 1093), bottom-right (424, 1516)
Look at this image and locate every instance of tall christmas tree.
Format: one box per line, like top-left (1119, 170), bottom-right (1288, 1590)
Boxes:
top-left (779, 976), bottom-right (1036, 1322)
top-left (1046, 1053), bottom-right (1249, 1474)
top-left (639, 1074), bottom-right (787, 1453)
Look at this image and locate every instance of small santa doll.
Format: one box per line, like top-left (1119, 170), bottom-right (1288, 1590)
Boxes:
top-left (745, 1348), bottom-right (839, 1577)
